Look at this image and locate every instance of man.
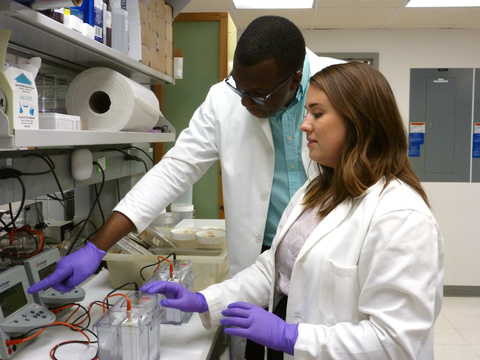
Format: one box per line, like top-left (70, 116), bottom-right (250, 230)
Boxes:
top-left (28, 15), bottom-right (342, 359)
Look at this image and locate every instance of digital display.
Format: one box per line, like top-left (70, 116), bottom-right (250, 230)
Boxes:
top-left (38, 262), bottom-right (57, 281)
top-left (0, 282), bottom-right (28, 319)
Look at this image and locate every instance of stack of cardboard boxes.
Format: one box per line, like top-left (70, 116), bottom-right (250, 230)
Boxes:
top-left (138, 0), bottom-right (174, 77)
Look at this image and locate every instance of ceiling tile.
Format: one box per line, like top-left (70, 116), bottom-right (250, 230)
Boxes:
top-left (178, 0), bottom-right (480, 30)
top-left (234, 9), bottom-right (316, 30)
top-left (386, 8), bottom-right (479, 28)
top-left (313, 8), bottom-right (398, 29)
top-left (315, 0), bottom-right (406, 8)
top-left (456, 11), bottom-right (480, 28)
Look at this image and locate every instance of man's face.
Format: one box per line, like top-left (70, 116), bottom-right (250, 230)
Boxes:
top-left (229, 58), bottom-right (302, 118)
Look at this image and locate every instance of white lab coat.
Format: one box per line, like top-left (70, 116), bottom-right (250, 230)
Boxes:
top-left (199, 178), bottom-right (444, 359)
top-left (114, 49), bottom-right (344, 276)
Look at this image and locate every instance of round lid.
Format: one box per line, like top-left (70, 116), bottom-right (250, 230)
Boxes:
top-left (170, 227), bottom-right (198, 241)
top-left (196, 229), bottom-right (226, 244)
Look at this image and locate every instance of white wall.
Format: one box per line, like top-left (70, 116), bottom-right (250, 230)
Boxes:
top-left (303, 28), bottom-right (480, 287)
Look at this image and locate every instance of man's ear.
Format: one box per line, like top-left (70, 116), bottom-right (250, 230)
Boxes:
top-left (290, 71), bottom-right (303, 91)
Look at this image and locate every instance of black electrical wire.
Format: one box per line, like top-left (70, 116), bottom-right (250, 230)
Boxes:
top-left (24, 153), bottom-right (74, 222)
top-left (66, 161), bottom-right (105, 255)
top-left (30, 200), bottom-right (45, 230)
top-left (0, 153), bottom-right (69, 232)
top-left (19, 153), bottom-right (56, 176)
top-left (100, 147), bottom-right (148, 173)
top-left (122, 145), bottom-right (155, 166)
top-left (24, 153), bottom-right (73, 209)
top-left (107, 282), bottom-right (140, 296)
top-left (103, 282), bottom-right (139, 310)
top-left (0, 172), bottom-right (26, 231)
top-left (93, 183), bottom-right (105, 225)
top-left (8, 202), bottom-right (16, 229)
top-left (115, 178), bottom-right (121, 203)
top-left (50, 338), bottom-right (98, 360)
top-left (68, 303), bottom-right (93, 329)
top-left (22, 320), bottom-right (99, 360)
top-left (48, 325), bottom-right (98, 360)
top-left (47, 303), bottom-right (91, 328)
top-left (73, 219), bottom-right (98, 232)
top-left (139, 253), bottom-right (176, 281)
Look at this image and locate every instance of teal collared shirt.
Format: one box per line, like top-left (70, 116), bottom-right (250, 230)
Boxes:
top-left (263, 56), bottom-right (310, 247)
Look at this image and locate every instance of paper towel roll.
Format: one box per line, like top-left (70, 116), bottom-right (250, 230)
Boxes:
top-left (66, 67), bottom-right (160, 132)
top-left (29, 0), bottom-right (82, 10)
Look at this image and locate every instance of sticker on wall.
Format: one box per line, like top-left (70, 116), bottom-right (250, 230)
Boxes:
top-left (408, 122), bottom-right (425, 157)
top-left (473, 123), bottom-right (480, 158)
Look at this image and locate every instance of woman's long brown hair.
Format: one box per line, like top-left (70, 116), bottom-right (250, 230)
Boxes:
top-left (303, 61), bottom-right (429, 217)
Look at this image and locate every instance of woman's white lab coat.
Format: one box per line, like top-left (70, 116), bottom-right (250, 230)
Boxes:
top-left (114, 49), bottom-right (343, 276)
top-left (199, 178), bottom-right (444, 359)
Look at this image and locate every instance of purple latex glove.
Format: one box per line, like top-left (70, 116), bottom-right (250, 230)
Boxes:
top-left (221, 302), bottom-right (299, 356)
top-left (27, 242), bottom-right (106, 294)
top-left (140, 281), bottom-right (208, 313)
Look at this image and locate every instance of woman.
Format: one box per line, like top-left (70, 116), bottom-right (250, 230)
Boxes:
top-left (141, 62), bottom-right (444, 360)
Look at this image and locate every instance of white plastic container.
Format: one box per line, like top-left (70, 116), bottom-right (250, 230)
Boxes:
top-left (170, 203), bottom-right (194, 226)
top-left (39, 113), bottom-right (80, 130)
top-left (196, 229), bottom-right (226, 250)
top-left (170, 227), bottom-right (198, 248)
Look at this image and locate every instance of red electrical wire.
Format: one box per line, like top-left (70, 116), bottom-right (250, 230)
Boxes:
top-left (153, 255), bottom-right (173, 279)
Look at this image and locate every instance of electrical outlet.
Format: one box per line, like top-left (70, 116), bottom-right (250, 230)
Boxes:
top-left (96, 156), bottom-right (107, 173)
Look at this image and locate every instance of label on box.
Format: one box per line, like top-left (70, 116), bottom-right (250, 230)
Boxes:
top-left (93, 0), bottom-right (104, 43)
top-left (2, 66), bottom-right (38, 130)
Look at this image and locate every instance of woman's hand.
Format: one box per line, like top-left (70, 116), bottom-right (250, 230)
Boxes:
top-left (140, 281), bottom-right (208, 313)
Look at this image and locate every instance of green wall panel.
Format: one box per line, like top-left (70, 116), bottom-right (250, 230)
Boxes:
top-left (163, 21), bottom-right (221, 219)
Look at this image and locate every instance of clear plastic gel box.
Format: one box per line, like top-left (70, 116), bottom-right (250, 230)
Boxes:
top-left (94, 291), bottom-right (163, 360)
top-left (144, 259), bottom-right (195, 325)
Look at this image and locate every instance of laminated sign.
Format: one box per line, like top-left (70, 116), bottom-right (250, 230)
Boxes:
top-left (1, 68), bottom-right (39, 130)
top-left (0, 29), bottom-right (39, 134)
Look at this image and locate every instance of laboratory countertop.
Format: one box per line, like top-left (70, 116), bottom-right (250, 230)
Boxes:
top-left (12, 268), bottom-right (222, 360)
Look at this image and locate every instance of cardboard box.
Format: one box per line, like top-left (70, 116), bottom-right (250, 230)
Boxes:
top-left (71, 0), bottom-right (104, 43)
top-left (164, 3), bottom-right (173, 24)
top-left (165, 20), bottom-right (173, 43)
top-left (156, 0), bottom-right (165, 23)
top-left (150, 48), bottom-right (166, 73)
top-left (63, 14), bottom-right (84, 33)
top-left (141, 44), bottom-right (150, 66)
top-left (157, 34), bottom-right (166, 59)
top-left (138, 0), bottom-right (149, 23)
top-left (149, 13), bottom-right (159, 32)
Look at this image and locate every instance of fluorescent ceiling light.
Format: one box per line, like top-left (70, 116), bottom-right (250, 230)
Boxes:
top-left (233, 0), bottom-right (314, 9)
top-left (406, 0), bottom-right (480, 7)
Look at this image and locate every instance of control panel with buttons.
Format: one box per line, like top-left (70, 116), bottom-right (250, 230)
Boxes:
top-left (23, 248), bottom-right (86, 307)
top-left (0, 265), bottom-right (56, 359)
top-left (0, 303), bottom-right (55, 334)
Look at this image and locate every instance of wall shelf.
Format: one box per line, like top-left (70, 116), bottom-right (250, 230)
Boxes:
top-left (0, 1), bottom-right (188, 150)
top-left (0, 129), bottom-right (175, 149)
top-left (0, 1), bottom-right (175, 85)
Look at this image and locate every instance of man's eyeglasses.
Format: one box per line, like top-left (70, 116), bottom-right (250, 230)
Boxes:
top-left (225, 70), bottom-right (300, 105)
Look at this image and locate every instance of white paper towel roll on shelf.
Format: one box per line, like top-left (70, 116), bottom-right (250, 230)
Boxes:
top-left (66, 67), bottom-right (161, 132)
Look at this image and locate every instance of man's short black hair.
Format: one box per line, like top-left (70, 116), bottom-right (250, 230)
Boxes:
top-left (235, 16), bottom-right (306, 77)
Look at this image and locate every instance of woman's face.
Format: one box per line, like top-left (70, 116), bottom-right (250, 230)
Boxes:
top-left (301, 86), bottom-right (348, 169)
